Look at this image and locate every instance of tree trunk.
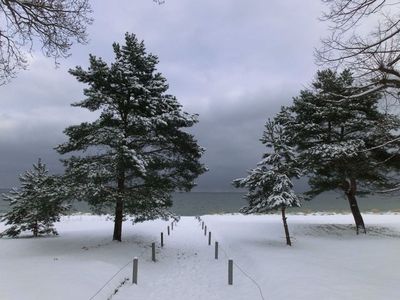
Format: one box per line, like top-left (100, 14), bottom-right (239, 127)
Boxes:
top-left (281, 207), bottom-right (292, 246)
top-left (344, 178), bottom-right (366, 234)
top-left (113, 171), bottom-right (125, 241)
top-left (113, 197), bottom-right (124, 241)
top-left (33, 220), bottom-right (38, 237)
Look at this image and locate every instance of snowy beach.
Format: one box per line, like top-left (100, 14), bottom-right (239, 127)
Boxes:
top-left (1, 213), bottom-right (399, 300)
top-left (2, 0), bottom-right (400, 300)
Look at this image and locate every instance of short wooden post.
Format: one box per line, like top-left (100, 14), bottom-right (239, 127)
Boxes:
top-left (171, 222), bottom-right (174, 230)
top-left (228, 259), bottom-right (233, 285)
top-left (132, 257), bottom-right (138, 284)
top-left (152, 242), bottom-right (156, 262)
top-left (167, 226), bottom-right (170, 236)
top-left (202, 221), bottom-right (204, 229)
top-left (208, 231), bottom-right (212, 245)
top-left (215, 241), bottom-right (219, 259)
top-left (204, 225), bottom-right (207, 236)
top-left (161, 232), bottom-right (164, 247)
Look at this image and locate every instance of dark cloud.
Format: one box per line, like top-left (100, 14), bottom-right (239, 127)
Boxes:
top-left (0, 0), bottom-right (327, 190)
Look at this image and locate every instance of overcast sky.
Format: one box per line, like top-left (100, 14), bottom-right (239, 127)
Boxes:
top-left (0, 0), bottom-right (327, 191)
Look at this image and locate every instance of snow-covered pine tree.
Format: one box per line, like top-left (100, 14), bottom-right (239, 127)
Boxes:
top-left (233, 119), bottom-right (301, 246)
top-left (278, 69), bottom-right (400, 234)
top-left (0, 159), bottom-right (68, 238)
top-left (57, 33), bottom-right (206, 241)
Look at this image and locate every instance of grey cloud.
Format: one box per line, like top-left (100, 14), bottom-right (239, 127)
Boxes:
top-left (191, 87), bottom-right (297, 191)
top-left (1, 0), bottom-right (327, 190)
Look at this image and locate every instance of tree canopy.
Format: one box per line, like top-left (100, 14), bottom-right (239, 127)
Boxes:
top-left (234, 119), bottom-right (301, 245)
top-left (1, 159), bottom-right (68, 238)
top-left (57, 33), bottom-right (206, 241)
top-left (0, 0), bottom-right (92, 84)
top-left (318, 0), bottom-right (400, 97)
top-left (276, 69), bottom-right (400, 233)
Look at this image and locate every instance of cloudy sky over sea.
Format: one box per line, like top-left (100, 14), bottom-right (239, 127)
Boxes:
top-left (0, 0), bottom-right (327, 190)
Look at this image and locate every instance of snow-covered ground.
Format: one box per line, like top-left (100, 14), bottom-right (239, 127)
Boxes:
top-left (0, 213), bottom-right (399, 300)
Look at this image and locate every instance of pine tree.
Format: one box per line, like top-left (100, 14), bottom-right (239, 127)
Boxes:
top-left (278, 69), bottom-right (400, 234)
top-left (234, 120), bottom-right (301, 246)
top-left (57, 33), bottom-right (206, 241)
top-left (1, 159), bottom-right (68, 238)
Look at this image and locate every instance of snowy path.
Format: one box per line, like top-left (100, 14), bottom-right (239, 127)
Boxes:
top-left (113, 217), bottom-right (261, 300)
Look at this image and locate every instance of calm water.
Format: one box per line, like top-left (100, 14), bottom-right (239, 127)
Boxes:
top-left (1, 188), bottom-right (399, 215)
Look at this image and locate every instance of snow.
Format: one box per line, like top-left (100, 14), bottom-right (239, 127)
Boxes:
top-left (308, 139), bottom-right (365, 159)
top-left (1, 213), bottom-right (399, 300)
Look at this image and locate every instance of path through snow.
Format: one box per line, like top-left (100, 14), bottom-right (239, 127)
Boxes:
top-left (113, 217), bottom-right (261, 300)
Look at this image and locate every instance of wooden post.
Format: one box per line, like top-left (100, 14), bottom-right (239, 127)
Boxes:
top-left (228, 259), bottom-right (233, 285)
top-left (171, 222), bottom-right (174, 230)
top-left (204, 225), bottom-right (207, 236)
top-left (167, 226), bottom-right (170, 236)
top-left (202, 221), bottom-right (204, 229)
top-left (152, 242), bottom-right (156, 262)
top-left (208, 231), bottom-right (211, 245)
top-left (215, 241), bottom-right (219, 259)
top-left (132, 257), bottom-right (138, 284)
top-left (161, 232), bottom-right (164, 247)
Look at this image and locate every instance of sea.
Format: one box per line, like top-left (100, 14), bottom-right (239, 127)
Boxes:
top-left (0, 188), bottom-right (399, 215)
